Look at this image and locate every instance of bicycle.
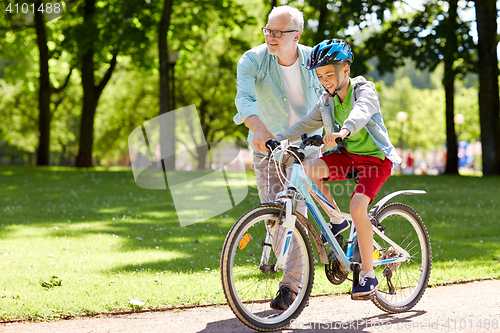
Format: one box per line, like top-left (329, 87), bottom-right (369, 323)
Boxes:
top-left (220, 134), bottom-right (432, 332)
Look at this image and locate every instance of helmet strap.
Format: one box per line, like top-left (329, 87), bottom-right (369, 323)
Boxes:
top-left (332, 64), bottom-right (350, 98)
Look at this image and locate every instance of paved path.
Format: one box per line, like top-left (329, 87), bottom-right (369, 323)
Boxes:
top-left (2, 280), bottom-right (499, 333)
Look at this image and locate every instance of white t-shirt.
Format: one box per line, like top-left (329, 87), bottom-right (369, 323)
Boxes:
top-left (278, 57), bottom-right (306, 129)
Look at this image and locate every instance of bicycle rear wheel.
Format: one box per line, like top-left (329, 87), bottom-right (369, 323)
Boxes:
top-left (372, 202), bottom-right (432, 313)
top-left (220, 206), bottom-right (314, 331)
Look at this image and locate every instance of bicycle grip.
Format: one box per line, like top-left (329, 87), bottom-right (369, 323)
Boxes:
top-left (265, 139), bottom-right (279, 151)
top-left (300, 134), bottom-right (324, 148)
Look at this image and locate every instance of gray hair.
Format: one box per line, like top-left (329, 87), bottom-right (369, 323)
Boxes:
top-left (268, 5), bottom-right (304, 32)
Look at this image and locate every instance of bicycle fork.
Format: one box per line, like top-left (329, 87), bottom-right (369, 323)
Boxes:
top-left (259, 199), bottom-right (297, 273)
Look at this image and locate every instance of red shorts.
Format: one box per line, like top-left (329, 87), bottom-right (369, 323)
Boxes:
top-left (320, 147), bottom-right (392, 203)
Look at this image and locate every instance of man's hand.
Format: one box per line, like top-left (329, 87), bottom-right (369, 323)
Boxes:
top-left (323, 128), bottom-right (350, 146)
top-left (253, 128), bottom-right (276, 154)
top-left (244, 115), bottom-right (276, 154)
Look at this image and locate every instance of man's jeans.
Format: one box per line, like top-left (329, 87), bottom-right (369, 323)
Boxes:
top-left (253, 151), bottom-right (319, 293)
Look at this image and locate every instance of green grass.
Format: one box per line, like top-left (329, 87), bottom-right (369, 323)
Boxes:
top-left (0, 166), bottom-right (499, 321)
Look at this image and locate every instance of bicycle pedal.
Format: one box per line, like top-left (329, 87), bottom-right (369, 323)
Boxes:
top-left (351, 293), bottom-right (375, 301)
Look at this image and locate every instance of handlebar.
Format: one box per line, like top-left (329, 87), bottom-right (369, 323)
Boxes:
top-left (264, 133), bottom-right (344, 163)
top-left (265, 139), bottom-right (280, 151)
top-left (265, 134), bottom-right (343, 153)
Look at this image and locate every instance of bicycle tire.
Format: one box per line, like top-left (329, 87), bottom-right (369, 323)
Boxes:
top-left (220, 206), bottom-right (314, 331)
top-left (371, 202), bottom-right (432, 313)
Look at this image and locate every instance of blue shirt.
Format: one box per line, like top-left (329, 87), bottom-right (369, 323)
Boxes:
top-left (234, 43), bottom-right (324, 152)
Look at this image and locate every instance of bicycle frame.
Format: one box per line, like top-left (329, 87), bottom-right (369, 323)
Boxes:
top-left (222, 138), bottom-right (431, 330)
top-left (268, 143), bottom-right (425, 274)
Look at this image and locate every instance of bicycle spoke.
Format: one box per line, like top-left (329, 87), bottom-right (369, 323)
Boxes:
top-left (221, 207), bottom-right (315, 330)
top-left (371, 203), bottom-right (431, 313)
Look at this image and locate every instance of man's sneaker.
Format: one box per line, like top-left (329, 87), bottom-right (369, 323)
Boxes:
top-left (321, 219), bottom-right (350, 244)
top-left (270, 285), bottom-right (297, 310)
top-left (352, 276), bottom-right (378, 298)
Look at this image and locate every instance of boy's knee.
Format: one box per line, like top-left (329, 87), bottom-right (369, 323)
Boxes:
top-left (349, 202), bottom-right (363, 218)
top-left (350, 194), bottom-right (370, 217)
top-left (305, 161), bottom-right (329, 180)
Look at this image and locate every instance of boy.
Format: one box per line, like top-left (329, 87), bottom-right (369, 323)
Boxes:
top-left (276, 39), bottom-right (402, 298)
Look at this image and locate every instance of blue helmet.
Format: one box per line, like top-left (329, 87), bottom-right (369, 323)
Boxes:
top-left (305, 39), bottom-right (353, 70)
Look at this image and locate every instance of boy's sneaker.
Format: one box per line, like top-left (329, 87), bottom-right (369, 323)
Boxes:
top-left (352, 276), bottom-right (378, 298)
top-left (270, 285), bottom-right (297, 310)
top-left (321, 219), bottom-right (350, 244)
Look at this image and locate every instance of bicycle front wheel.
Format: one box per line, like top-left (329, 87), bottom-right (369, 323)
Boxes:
top-left (220, 206), bottom-right (314, 331)
top-left (372, 202), bottom-right (432, 313)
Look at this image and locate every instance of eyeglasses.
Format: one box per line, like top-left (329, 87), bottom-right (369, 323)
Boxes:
top-left (262, 27), bottom-right (298, 38)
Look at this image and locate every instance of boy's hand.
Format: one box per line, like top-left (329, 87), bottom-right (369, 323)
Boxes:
top-left (324, 128), bottom-right (350, 146)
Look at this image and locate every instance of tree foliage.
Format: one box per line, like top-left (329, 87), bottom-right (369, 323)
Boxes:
top-left (364, 1), bottom-right (476, 75)
top-left (93, 61), bottom-right (158, 165)
top-left (0, 0), bottom-right (496, 174)
top-left (167, 0), bottom-right (257, 168)
top-left (362, 1), bottom-right (477, 174)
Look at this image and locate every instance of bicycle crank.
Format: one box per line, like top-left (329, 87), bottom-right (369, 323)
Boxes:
top-left (325, 235), bottom-right (348, 285)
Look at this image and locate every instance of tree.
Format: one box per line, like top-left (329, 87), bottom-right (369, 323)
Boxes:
top-left (364, 1), bottom-right (476, 174)
top-left (33, 1), bottom-right (73, 165)
top-left (474, 0), bottom-right (500, 175)
top-left (377, 73), bottom-right (446, 152)
top-left (0, 22), bottom-right (39, 162)
top-left (93, 0), bottom-right (258, 167)
top-left (159, 0), bottom-right (175, 171)
top-left (74, 0), bottom-right (118, 167)
top-left (93, 64), bottom-right (159, 165)
top-left (176, 46), bottom-right (248, 169)
top-left (70, 0), bottom-right (252, 168)
top-left (57, 0), bottom-right (158, 167)
top-left (0, 78), bottom-right (39, 160)
top-left (171, 2), bottom-right (253, 169)
top-left (158, 0), bottom-right (255, 169)
top-left (0, 2), bottom-right (73, 166)
top-left (300, 0), bottom-right (401, 75)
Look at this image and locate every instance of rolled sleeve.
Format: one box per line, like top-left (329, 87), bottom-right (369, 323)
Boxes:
top-left (234, 53), bottom-right (261, 125)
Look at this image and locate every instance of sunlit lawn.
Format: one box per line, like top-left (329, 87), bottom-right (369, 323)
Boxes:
top-left (0, 166), bottom-right (499, 321)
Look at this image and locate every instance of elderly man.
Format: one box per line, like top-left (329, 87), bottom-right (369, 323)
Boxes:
top-left (233, 5), bottom-right (323, 310)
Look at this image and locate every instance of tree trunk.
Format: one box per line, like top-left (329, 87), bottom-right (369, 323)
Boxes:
top-left (197, 99), bottom-right (209, 170)
top-left (196, 145), bottom-right (208, 170)
top-left (75, 0), bottom-right (118, 167)
top-left (75, 52), bottom-right (98, 167)
top-left (443, 67), bottom-right (458, 174)
top-left (159, 0), bottom-right (175, 171)
top-left (443, 0), bottom-right (459, 174)
top-left (76, 38), bottom-right (98, 167)
top-left (34, 2), bottom-right (51, 166)
top-left (475, 0), bottom-right (500, 175)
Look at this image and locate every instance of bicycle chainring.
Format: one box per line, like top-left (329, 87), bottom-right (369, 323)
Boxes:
top-left (325, 236), bottom-right (349, 285)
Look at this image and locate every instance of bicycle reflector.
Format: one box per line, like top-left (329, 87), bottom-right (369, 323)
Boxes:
top-left (238, 234), bottom-right (252, 250)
